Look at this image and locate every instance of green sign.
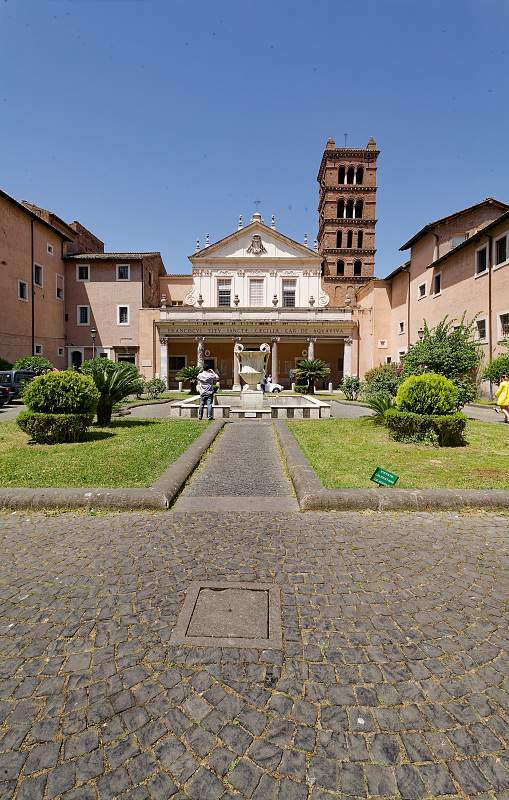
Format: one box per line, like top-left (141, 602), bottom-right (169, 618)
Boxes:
top-left (370, 466), bottom-right (399, 487)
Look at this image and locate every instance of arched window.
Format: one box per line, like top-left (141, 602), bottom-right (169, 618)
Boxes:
top-left (353, 260), bottom-right (362, 276)
top-left (346, 199), bottom-right (354, 218)
top-left (337, 199), bottom-right (345, 218)
top-left (346, 230), bottom-right (353, 248)
top-left (355, 199), bottom-right (363, 219)
top-left (338, 166), bottom-right (346, 184)
top-left (347, 166), bottom-right (355, 184)
top-left (337, 259), bottom-right (345, 276)
top-left (336, 230), bottom-right (342, 248)
top-left (356, 167), bottom-right (364, 185)
top-left (357, 230), bottom-right (364, 248)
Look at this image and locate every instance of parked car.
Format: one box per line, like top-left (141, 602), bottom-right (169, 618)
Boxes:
top-left (257, 380), bottom-right (284, 394)
top-left (0, 385), bottom-right (11, 407)
top-left (0, 370), bottom-right (37, 400)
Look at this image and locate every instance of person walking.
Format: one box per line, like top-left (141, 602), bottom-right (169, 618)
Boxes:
top-left (495, 373), bottom-right (509, 423)
top-left (197, 366), bottom-right (219, 420)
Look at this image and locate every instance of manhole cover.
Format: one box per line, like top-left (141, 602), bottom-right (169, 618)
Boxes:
top-left (170, 581), bottom-right (282, 649)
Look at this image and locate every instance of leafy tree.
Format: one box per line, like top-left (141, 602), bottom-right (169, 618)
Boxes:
top-left (402, 316), bottom-right (480, 407)
top-left (341, 375), bottom-right (362, 400)
top-left (295, 359), bottom-right (330, 393)
top-left (12, 355), bottom-right (54, 374)
top-left (0, 357), bottom-right (12, 370)
top-left (81, 358), bottom-right (143, 424)
top-left (402, 317), bottom-right (481, 380)
top-left (176, 365), bottom-right (200, 394)
top-left (483, 340), bottom-right (509, 384)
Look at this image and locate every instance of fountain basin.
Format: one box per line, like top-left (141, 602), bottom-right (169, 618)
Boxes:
top-left (169, 394), bottom-right (331, 420)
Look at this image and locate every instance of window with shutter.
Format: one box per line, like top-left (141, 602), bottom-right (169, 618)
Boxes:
top-left (217, 280), bottom-right (231, 307)
top-left (249, 279), bottom-right (264, 306)
top-left (282, 279), bottom-right (296, 308)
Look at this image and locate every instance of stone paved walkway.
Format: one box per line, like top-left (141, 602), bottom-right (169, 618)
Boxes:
top-left (0, 510), bottom-right (508, 799)
top-left (173, 422), bottom-right (298, 512)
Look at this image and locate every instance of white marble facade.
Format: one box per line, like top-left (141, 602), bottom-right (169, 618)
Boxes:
top-left (185, 213), bottom-right (329, 309)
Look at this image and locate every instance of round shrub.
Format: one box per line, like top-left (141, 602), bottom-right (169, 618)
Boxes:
top-left (396, 373), bottom-right (458, 415)
top-left (17, 411), bottom-right (95, 444)
top-left (145, 377), bottom-right (166, 399)
top-left (12, 355), bottom-right (54, 374)
top-left (23, 370), bottom-right (99, 414)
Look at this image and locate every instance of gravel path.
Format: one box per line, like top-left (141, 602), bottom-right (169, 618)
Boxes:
top-left (0, 510), bottom-right (508, 799)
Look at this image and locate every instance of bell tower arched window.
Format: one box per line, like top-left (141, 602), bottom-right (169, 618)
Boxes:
top-left (353, 260), bottom-right (362, 276)
top-left (355, 199), bottom-right (363, 219)
top-left (338, 166), bottom-right (346, 184)
top-left (346, 199), bottom-right (354, 218)
top-left (356, 167), bottom-right (364, 185)
top-left (357, 230), bottom-right (364, 248)
top-left (347, 166), bottom-right (355, 184)
top-left (337, 199), bottom-right (345, 218)
top-left (346, 230), bottom-right (353, 248)
top-left (337, 259), bottom-right (345, 276)
top-left (336, 230), bottom-right (342, 248)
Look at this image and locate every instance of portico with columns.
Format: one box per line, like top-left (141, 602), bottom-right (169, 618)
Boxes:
top-left (157, 213), bottom-right (356, 389)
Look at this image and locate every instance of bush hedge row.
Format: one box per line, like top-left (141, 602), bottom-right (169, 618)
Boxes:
top-left (17, 411), bottom-right (95, 444)
top-left (385, 408), bottom-right (467, 447)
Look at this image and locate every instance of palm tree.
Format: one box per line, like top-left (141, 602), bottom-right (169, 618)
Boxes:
top-left (82, 360), bottom-right (143, 425)
top-left (176, 365), bottom-right (200, 394)
top-left (295, 359), bottom-right (331, 393)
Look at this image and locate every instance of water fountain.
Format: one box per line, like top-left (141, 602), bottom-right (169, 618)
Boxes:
top-left (170, 341), bottom-right (331, 420)
top-left (235, 342), bottom-right (269, 409)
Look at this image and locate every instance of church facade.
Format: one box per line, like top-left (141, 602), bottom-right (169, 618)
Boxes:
top-left (152, 213), bottom-right (355, 389)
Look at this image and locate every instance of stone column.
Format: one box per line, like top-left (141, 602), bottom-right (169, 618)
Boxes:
top-left (196, 337), bottom-right (205, 369)
top-left (271, 338), bottom-right (279, 383)
top-left (307, 337), bottom-right (316, 360)
top-left (159, 336), bottom-right (168, 387)
top-left (343, 337), bottom-right (353, 377)
top-left (232, 340), bottom-right (241, 390)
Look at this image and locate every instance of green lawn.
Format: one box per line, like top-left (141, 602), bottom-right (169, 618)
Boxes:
top-left (0, 419), bottom-right (205, 488)
top-left (288, 417), bottom-right (509, 489)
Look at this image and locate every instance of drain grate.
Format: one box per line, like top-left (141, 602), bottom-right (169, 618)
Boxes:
top-left (170, 581), bottom-right (282, 649)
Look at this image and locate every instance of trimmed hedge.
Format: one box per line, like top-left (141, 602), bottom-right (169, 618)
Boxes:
top-left (23, 371), bottom-right (99, 414)
top-left (17, 411), bottom-right (95, 444)
top-left (385, 408), bottom-right (467, 447)
top-left (396, 373), bottom-right (458, 415)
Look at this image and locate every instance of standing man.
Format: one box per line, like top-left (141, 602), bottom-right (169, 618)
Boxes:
top-left (197, 366), bottom-right (219, 420)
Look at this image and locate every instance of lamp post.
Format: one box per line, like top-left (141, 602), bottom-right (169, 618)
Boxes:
top-left (90, 327), bottom-right (97, 358)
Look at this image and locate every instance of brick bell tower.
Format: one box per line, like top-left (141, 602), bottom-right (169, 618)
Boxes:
top-left (317, 136), bottom-right (379, 306)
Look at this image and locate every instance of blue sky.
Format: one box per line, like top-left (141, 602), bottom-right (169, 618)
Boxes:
top-left (1, 0), bottom-right (508, 276)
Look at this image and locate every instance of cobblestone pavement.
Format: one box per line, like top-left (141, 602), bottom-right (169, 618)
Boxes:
top-left (0, 510), bottom-right (508, 799)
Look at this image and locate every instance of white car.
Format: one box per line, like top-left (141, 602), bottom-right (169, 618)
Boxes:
top-left (257, 380), bottom-right (284, 394)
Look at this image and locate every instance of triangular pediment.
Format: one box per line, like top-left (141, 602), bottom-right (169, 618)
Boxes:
top-left (189, 221), bottom-right (320, 262)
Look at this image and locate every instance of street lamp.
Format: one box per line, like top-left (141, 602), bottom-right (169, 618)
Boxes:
top-left (90, 327), bottom-right (97, 358)
top-left (417, 327), bottom-right (424, 340)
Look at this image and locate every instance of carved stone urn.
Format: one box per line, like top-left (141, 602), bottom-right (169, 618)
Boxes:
top-left (234, 342), bottom-right (270, 392)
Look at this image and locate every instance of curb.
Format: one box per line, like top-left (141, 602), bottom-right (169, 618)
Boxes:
top-left (0, 420), bottom-right (225, 511)
top-left (274, 421), bottom-right (509, 512)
